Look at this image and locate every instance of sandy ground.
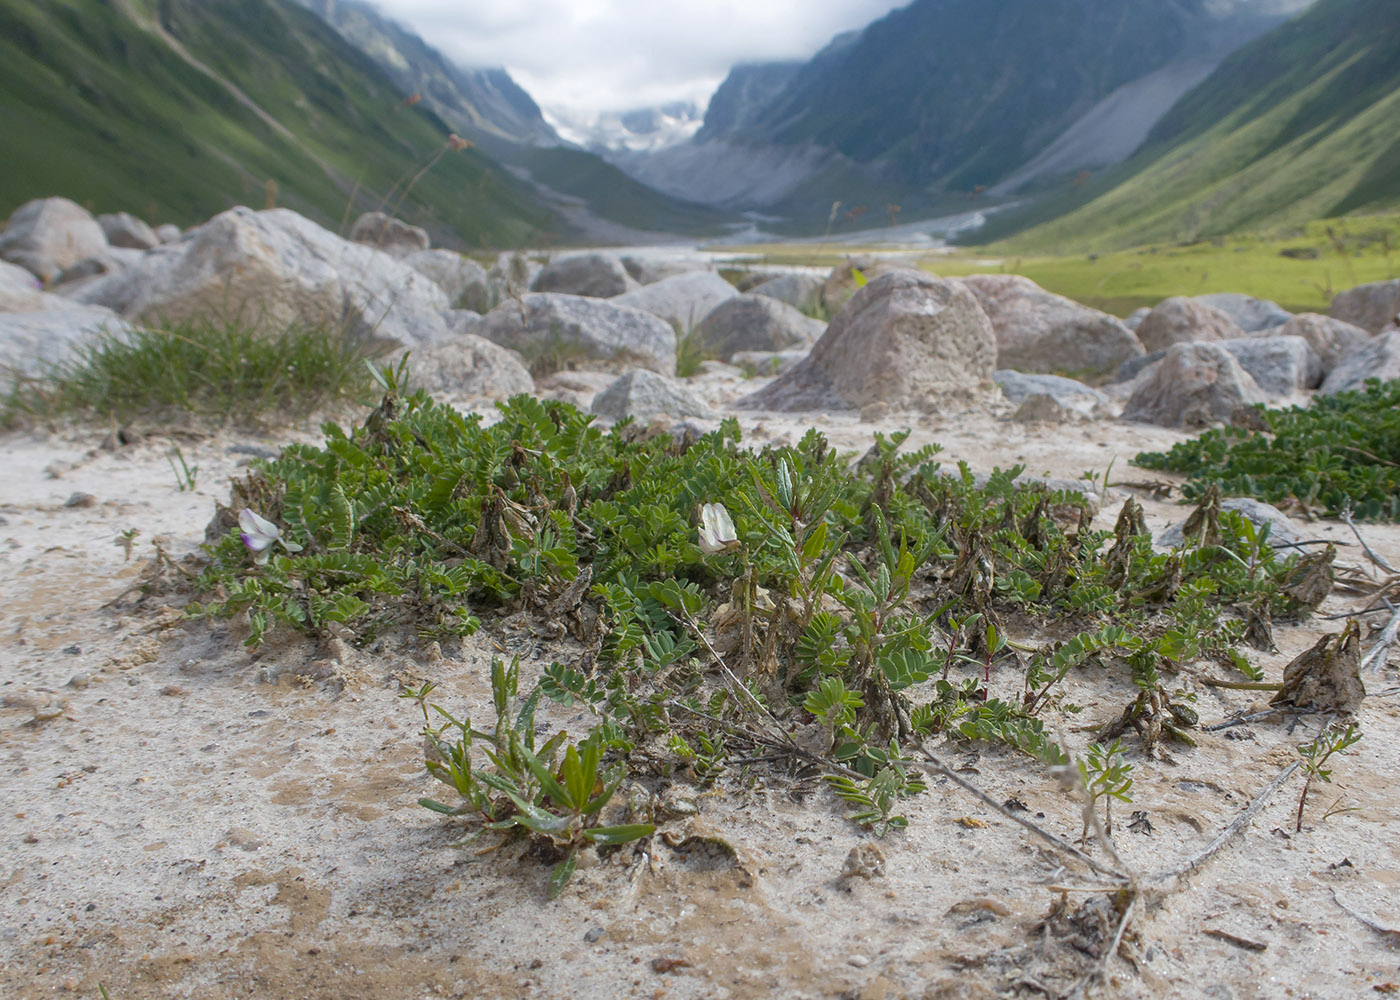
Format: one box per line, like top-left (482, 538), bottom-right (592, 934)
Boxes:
top-left (2, 381), bottom-right (1398, 1000)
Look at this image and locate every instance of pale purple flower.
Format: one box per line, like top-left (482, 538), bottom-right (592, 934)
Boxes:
top-left (239, 508), bottom-right (301, 565)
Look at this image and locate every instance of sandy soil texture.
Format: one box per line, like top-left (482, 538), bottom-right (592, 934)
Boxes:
top-left (2, 393), bottom-right (1398, 1000)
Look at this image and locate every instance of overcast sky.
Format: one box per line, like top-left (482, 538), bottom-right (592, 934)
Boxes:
top-left (370, 0), bottom-right (909, 115)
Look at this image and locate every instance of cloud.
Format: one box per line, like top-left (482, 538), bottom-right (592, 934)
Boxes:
top-left (372, 0), bottom-right (908, 112)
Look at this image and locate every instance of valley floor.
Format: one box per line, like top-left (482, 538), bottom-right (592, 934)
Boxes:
top-left (2, 397), bottom-right (1398, 999)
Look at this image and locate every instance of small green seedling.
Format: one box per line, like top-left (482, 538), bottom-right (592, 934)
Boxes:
top-left (1078, 740), bottom-right (1133, 846)
top-left (1295, 722), bottom-right (1362, 832)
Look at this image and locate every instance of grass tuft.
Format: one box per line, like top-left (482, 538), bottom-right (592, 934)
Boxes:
top-left (2, 318), bottom-right (380, 429)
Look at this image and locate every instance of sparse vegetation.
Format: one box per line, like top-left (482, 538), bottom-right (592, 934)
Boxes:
top-left (2, 318), bottom-right (379, 428)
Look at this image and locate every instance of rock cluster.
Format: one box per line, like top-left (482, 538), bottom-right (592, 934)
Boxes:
top-left (2, 194), bottom-right (1398, 430)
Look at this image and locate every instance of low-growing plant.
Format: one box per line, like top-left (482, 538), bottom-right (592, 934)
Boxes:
top-left (185, 366), bottom-right (1329, 863)
top-left (406, 657), bottom-right (653, 898)
top-left (1134, 379), bottom-right (1400, 520)
top-left (1295, 722), bottom-right (1363, 833)
top-left (1077, 740), bottom-right (1134, 845)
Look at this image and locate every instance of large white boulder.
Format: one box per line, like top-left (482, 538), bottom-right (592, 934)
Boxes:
top-left (960, 273), bottom-right (1144, 377)
top-left (739, 270), bottom-right (995, 411)
top-left (1330, 279), bottom-right (1400, 334)
top-left (1319, 332), bottom-right (1400, 395)
top-left (613, 271), bottom-right (738, 332)
top-left (410, 334), bottom-right (535, 401)
top-left (0, 197), bottom-right (109, 283)
top-left (1217, 336), bottom-right (1322, 394)
top-left (1194, 293), bottom-right (1291, 333)
top-left (1136, 296), bottom-right (1244, 352)
top-left (67, 207), bottom-right (451, 351)
top-left (1271, 313), bottom-right (1372, 375)
top-left (692, 293), bottom-right (825, 360)
top-left (532, 253), bottom-right (638, 298)
top-left (1121, 342), bottom-right (1266, 427)
top-left (478, 293), bottom-right (678, 374)
top-left (590, 369), bottom-right (716, 423)
top-left (404, 250), bottom-right (491, 313)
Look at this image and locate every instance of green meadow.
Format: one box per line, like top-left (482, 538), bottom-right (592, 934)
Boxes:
top-left (720, 211), bottom-right (1400, 317)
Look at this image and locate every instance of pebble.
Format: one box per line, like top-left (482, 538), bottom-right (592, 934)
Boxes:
top-left (847, 954), bottom-right (871, 968)
top-left (67, 674), bottom-right (90, 689)
top-left (64, 492), bottom-right (97, 508)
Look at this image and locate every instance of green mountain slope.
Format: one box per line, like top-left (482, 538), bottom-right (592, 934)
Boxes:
top-left (736, 0), bottom-right (1290, 194)
top-left (0, 0), bottom-right (557, 247)
top-left (994, 0), bottom-right (1400, 251)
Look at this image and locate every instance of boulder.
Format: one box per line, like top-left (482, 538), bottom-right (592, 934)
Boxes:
top-left (154, 224), bottom-right (183, 244)
top-left (1121, 342), bottom-right (1267, 428)
top-left (97, 212), bottom-right (159, 250)
top-left (1194, 292), bottom-right (1291, 333)
top-left (0, 197), bottom-right (109, 283)
top-left (590, 369), bottom-right (716, 423)
top-left (0, 260), bottom-right (46, 311)
top-left (349, 211), bottom-right (430, 257)
top-left (1136, 296), bottom-right (1244, 352)
top-left (478, 293), bottom-right (677, 374)
top-left (404, 250), bottom-right (491, 312)
top-left (613, 271), bottom-right (738, 331)
top-left (1319, 332), bottom-right (1400, 395)
top-left (1158, 498), bottom-right (1305, 550)
top-left (960, 273), bottom-right (1144, 376)
top-left (1330, 278), bottom-right (1400, 334)
top-left (692, 294), bottom-right (825, 360)
top-left (1124, 306), bottom-right (1151, 331)
top-left (1270, 313), bottom-right (1371, 375)
top-left (1217, 336), bottom-right (1322, 394)
top-left (410, 333), bottom-right (534, 401)
top-left (619, 255), bottom-right (709, 285)
top-left (0, 303), bottom-right (132, 375)
top-left (751, 272), bottom-right (824, 315)
top-left (532, 253), bottom-right (638, 298)
top-left (821, 258), bottom-right (918, 314)
top-left (67, 206), bottom-right (451, 351)
top-left (994, 370), bottom-right (1109, 416)
top-left (738, 271), bottom-right (995, 412)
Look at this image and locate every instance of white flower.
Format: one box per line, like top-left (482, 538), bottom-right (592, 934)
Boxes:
top-left (239, 508), bottom-right (302, 566)
top-left (698, 502), bottom-right (739, 555)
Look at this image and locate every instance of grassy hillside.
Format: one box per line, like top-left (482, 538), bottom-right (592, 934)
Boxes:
top-left (993, 0), bottom-right (1400, 252)
top-left (0, 0), bottom-right (558, 247)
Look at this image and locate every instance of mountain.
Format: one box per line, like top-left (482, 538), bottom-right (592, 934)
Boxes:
top-left (623, 0), bottom-right (1309, 223)
top-left (292, 0), bottom-right (733, 237)
top-left (694, 61), bottom-right (805, 144)
top-left (547, 102), bottom-right (704, 155)
top-left (289, 0), bottom-right (560, 149)
top-left (0, 0), bottom-right (557, 246)
top-left (987, 0), bottom-right (1400, 249)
